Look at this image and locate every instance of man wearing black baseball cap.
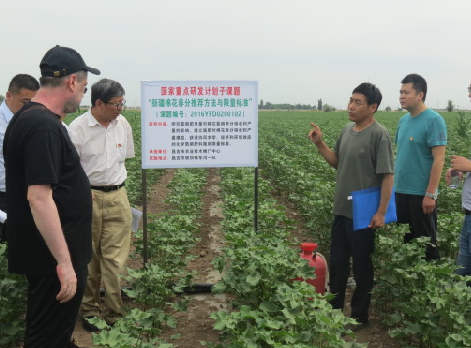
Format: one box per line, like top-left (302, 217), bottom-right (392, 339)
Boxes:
top-left (40, 45), bottom-right (101, 78)
top-left (4, 45), bottom-right (100, 348)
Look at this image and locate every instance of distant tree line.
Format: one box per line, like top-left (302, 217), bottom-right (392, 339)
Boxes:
top-left (258, 98), bottom-right (460, 113)
top-left (258, 98), bottom-right (336, 112)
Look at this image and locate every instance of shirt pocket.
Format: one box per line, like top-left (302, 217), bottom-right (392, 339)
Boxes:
top-left (117, 143), bottom-right (126, 162)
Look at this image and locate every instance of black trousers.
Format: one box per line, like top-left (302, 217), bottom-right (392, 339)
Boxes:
top-left (329, 215), bottom-right (375, 324)
top-left (395, 193), bottom-right (440, 260)
top-left (24, 267), bottom-right (88, 348)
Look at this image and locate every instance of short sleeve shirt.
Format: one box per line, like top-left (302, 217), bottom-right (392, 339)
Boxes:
top-left (333, 121), bottom-right (394, 218)
top-left (69, 111), bottom-right (135, 186)
top-left (4, 102), bottom-right (92, 275)
top-left (463, 172), bottom-right (471, 211)
top-left (394, 109), bottom-right (447, 195)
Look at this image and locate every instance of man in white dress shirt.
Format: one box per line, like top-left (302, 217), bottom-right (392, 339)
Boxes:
top-left (69, 78), bottom-right (134, 331)
top-left (0, 74), bottom-right (39, 242)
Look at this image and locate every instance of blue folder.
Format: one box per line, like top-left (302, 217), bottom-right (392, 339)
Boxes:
top-left (351, 186), bottom-right (397, 231)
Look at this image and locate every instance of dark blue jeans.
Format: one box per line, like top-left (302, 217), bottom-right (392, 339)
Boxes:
top-left (457, 214), bottom-right (471, 281)
top-left (329, 215), bottom-right (375, 324)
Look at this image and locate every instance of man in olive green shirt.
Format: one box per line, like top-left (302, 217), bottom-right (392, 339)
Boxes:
top-left (308, 82), bottom-right (394, 330)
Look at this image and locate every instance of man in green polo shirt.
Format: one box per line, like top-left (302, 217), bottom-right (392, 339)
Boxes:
top-left (309, 82), bottom-right (394, 331)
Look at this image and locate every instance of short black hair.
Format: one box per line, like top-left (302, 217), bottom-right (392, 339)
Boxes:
top-left (8, 74), bottom-right (39, 94)
top-left (91, 79), bottom-right (125, 107)
top-left (401, 73), bottom-right (427, 101)
top-left (39, 70), bottom-right (87, 88)
top-left (352, 82), bottom-right (382, 112)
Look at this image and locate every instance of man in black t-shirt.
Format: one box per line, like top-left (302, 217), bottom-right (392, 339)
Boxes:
top-left (4, 45), bottom-right (100, 348)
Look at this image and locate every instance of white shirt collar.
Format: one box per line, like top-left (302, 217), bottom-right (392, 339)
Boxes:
top-left (86, 109), bottom-right (119, 127)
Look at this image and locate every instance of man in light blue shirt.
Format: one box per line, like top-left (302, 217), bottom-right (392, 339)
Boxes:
top-left (0, 74), bottom-right (39, 241)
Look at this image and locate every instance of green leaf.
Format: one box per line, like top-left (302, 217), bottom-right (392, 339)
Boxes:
top-left (246, 273), bottom-right (261, 286)
top-left (259, 301), bottom-right (280, 312)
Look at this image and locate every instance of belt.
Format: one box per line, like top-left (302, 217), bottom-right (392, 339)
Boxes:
top-left (91, 182), bottom-right (125, 192)
top-left (465, 209), bottom-right (471, 215)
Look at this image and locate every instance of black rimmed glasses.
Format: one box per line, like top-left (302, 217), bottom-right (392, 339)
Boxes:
top-left (104, 100), bottom-right (126, 110)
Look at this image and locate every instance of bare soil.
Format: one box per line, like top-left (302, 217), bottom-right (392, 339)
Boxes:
top-left (73, 168), bottom-right (401, 348)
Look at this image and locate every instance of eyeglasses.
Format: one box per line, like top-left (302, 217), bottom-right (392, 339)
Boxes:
top-left (84, 87), bottom-right (88, 94)
top-left (468, 86), bottom-right (471, 93)
top-left (104, 100), bottom-right (126, 110)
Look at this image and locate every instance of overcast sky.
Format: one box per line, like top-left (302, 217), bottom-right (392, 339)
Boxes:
top-left (1, 0), bottom-right (470, 110)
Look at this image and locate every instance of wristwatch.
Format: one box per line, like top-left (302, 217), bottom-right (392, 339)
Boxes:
top-left (425, 192), bottom-right (438, 200)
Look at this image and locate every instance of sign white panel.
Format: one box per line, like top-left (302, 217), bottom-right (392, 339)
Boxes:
top-left (140, 81), bottom-right (258, 169)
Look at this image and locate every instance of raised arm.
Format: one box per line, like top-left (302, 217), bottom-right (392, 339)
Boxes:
top-left (308, 123), bottom-right (338, 168)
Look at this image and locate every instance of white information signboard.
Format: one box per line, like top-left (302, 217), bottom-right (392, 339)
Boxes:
top-left (140, 81), bottom-right (258, 169)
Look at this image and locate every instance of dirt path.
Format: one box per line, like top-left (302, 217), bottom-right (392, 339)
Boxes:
top-left (159, 168), bottom-right (226, 347)
top-left (72, 169), bottom-right (177, 347)
top-left (73, 168), bottom-right (226, 347)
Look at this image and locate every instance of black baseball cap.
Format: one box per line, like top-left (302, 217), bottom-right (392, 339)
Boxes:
top-left (40, 45), bottom-right (101, 77)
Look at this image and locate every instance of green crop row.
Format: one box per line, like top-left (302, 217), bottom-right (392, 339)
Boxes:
top-left (204, 167), bottom-right (367, 348)
top-left (258, 110), bottom-right (471, 347)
